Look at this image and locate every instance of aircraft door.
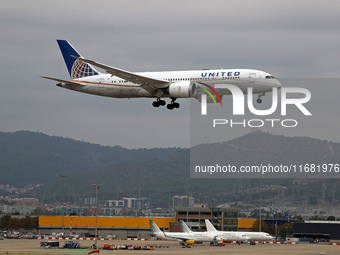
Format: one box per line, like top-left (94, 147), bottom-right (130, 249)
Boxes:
top-left (98, 78), bottom-right (104, 88)
top-left (248, 73), bottom-right (256, 83)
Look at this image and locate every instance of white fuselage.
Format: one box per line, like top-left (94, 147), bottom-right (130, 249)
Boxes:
top-left (153, 230), bottom-right (216, 243)
top-left (59, 69), bottom-right (281, 99)
top-left (205, 230), bottom-right (249, 242)
top-left (238, 231), bottom-right (274, 241)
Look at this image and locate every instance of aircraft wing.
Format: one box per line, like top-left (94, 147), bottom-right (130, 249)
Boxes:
top-left (40, 76), bottom-right (85, 86)
top-left (73, 56), bottom-right (169, 95)
top-left (162, 232), bottom-right (197, 242)
top-left (175, 237), bottom-right (198, 241)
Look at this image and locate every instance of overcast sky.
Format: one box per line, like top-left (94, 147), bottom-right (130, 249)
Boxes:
top-left (1, 0), bottom-right (339, 148)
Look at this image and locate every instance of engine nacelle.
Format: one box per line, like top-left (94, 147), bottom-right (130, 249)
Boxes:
top-left (168, 82), bottom-right (196, 98)
top-left (185, 240), bottom-right (195, 245)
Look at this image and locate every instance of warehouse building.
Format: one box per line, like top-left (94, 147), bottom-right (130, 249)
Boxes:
top-left (39, 216), bottom-right (173, 239)
top-left (294, 221), bottom-right (340, 241)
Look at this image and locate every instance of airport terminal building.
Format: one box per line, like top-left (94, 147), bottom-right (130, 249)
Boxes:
top-left (174, 205), bottom-right (239, 232)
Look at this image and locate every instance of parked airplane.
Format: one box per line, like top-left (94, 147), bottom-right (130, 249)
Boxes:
top-left (205, 219), bottom-right (274, 242)
top-left (41, 40), bottom-right (281, 110)
top-left (180, 220), bottom-right (248, 245)
top-left (149, 220), bottom-right (214, 248)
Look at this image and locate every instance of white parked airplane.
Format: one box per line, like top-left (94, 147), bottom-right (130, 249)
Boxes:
top-left (180, 220), bottom-right (248, 245)
top-left (149, 220), bottom-right (214, 247)
top-left (41, 40), bottom-right (281, 110)
top-left (205, 219), bottom-right (274, 242)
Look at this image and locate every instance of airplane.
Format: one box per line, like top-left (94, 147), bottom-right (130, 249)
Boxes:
top-left (149, 220), bottom-right (215, 248)
top-left (41, 40), bottom-right (282, 110)
top-left (205, 219), bottom-right (274, 243)
top-left (180, 220), bottom-right (248, 245)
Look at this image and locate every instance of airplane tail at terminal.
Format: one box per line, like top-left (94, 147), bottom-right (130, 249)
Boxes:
top-left (205, 219), bottom-right (218, 232)
top-left (149, 220), bottom-right (162, 234)
top-left (57, 40), bottom-right (100, 79)
top-left (180, 220), bottom-right (193, 233)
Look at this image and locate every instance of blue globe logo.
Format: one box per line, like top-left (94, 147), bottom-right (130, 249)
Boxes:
top-left (71, 59), bottom-right (98, 78)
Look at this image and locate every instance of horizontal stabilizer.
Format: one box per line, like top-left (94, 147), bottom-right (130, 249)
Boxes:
top-left (40, 76), bottom-right (85, 86)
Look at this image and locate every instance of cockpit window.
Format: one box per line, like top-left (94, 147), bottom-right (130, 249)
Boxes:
top-left (266, 75), bottom-right (275, 79)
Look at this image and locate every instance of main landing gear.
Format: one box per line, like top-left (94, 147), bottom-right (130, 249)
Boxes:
top-left (152, 99), bottom-right (166, 107)
top-left (167, 98), bottom-right (180, 110)
top-left (152, 98), bottom-right (180, 110)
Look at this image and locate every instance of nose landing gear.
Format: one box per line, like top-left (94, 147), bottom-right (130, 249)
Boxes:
top-left (257, 92), bottom-right (265, 104)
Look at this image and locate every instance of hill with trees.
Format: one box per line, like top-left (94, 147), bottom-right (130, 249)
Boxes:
top-left (0, 131), bottom-right (179, 187)
top-left (21, 131), bottom-right (340, 208)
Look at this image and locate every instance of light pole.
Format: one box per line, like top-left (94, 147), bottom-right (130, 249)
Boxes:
top-left (258, 177), bottom-right (262, 232)
top-left (91, 184), bottom-right (102, 249)
top-left (59, 175), bottom-right (67, 237)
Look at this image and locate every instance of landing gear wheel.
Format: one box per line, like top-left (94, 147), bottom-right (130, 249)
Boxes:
top-left (153, 99), bottom-right (166, 107)
top-left (173, 102), bottom-right (180, 108)
top-left (256, 92), bottom-right (265, 104)
top-left (166, 98), bottom-right (179, 110)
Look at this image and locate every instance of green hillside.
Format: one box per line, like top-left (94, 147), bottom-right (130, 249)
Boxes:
top-left (26, 131), bottom-right (340, 208)
top-left (0, 131), bottom-right (179, 187)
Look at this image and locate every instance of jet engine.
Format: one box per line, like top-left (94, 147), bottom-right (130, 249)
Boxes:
top-left (184, 240), bottom-right (196, 245)
top-left (168, 82), bottom-right (196, 98)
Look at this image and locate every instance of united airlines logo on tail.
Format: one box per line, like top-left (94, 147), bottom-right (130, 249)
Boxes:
top-left (71, 59), bottom-right (99, 79)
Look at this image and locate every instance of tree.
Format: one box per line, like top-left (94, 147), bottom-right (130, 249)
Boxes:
top-left (292, 215), bottom-right (303, 221)
top-left (278, 222), bottom-right (294, 239)
top-left (0, 215), bottom-right (38, 230)
top-left (327, 215), bottom-right (336, 221)
top-left (1, 215), bottom-right (11, 229)
top-left (250, 220), bottom-right (275, 235)
top-left (309, 215), bottom-right (325, 220)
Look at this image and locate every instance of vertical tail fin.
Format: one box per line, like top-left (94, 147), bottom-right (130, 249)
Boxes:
top-left (180, 220), bottom-right (193, 233)
top-left (57, 40), bottom-right (100, 79)
top-left (149, 220), bottom-right (162, 233)
top-left (205, 219), bottom-right (218, 232)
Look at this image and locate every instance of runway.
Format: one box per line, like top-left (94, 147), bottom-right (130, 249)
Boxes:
top-left (0, 239), bottom-right (339, 255)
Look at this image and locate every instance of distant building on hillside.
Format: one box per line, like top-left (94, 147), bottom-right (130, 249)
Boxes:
top-left (174, 205), bottom-right (239, 232)
top-left (173, 196), bottom-right (194, 208)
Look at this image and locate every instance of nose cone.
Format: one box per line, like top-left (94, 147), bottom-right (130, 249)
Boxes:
top-left (276, 79), bottom-right (282, 89)
top-left (268, 235), bottom-right (275, 240)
